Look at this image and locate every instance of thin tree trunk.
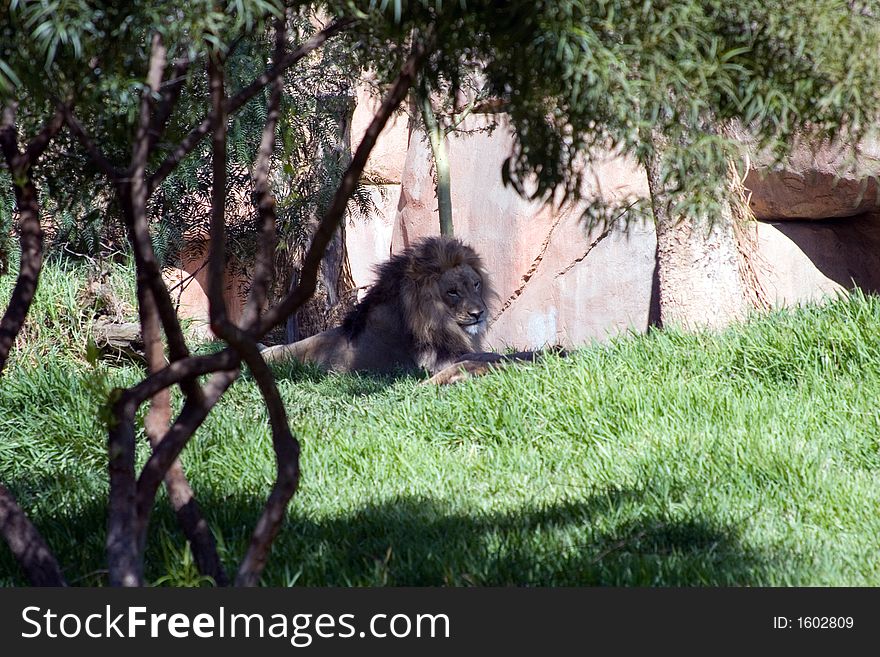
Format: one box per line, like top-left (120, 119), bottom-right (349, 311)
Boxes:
top-left (74, 22), bottom-right (428, 587)
top-left (0, 485), bottom-right (65, 586)
top-left (419, 90), bottom-right (453, 236)
top-left (140, 289), bottom-right (228, 585)
top-left (288, 92), bottom-right (357, 341)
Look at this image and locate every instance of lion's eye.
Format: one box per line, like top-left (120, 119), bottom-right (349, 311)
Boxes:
top-left (447, 289), bottom-right (459, 298)
top-left (474, 281), bottom-right (481, 290)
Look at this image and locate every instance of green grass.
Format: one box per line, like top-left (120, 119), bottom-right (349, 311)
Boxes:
top-left (1, 261), bottom-right (880, 586)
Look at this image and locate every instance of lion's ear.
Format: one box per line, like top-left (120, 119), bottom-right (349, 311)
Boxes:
top-left (406, 249), bottom-right (442, 283)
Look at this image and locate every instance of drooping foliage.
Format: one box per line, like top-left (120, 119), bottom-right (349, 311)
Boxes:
top-left (3, 1), bottom-right (880, 253)
top-left (333, 0), bottom-right (880, 218)
top-left (1, 2), bottom-right (374, 271)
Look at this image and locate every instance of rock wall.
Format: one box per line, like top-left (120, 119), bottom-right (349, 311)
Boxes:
top-left (349, 106), bottom-right (658, 349)
top-left (399, 119), bottom-right (655, 348)
top-left (346, 96), bottom-right (880, 349)
top-left (743, 135), bottom-right (880, 220)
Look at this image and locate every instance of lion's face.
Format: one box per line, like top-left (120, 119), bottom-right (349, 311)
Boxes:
top-left (438, 264), bottom-right (488, 337)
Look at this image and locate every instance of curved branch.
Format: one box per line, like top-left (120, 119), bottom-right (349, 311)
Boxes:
top-left (141, 288), bottom-right (229, 586)
top-left (134, 370), bottom-right (238, 541)
top-left (241, 17), bottom-right (284, 327)
top-left (0, 104), bottom-right (65, 367)
top-left (0, 485), bottom-right (66, 586)
top-left (125, 349), bottom-right (239, 408)
top-left (148, 55), bottom-right (193, 153)
top-left (201, 19), bottom-right (300, 585)
top-left (62, 107), bottom-right (123, 181)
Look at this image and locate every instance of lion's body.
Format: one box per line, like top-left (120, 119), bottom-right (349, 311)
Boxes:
top-left (261, 236), bottom-right (493, 374)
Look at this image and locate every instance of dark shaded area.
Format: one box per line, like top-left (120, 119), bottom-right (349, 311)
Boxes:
top-left (265, 359), bottom-right (417, 394)
top-left (648, 247), bottom-right (662, 328)
top-left (767, 215), bottom-right (880, 293)
top-left (0, 483), bottom-right (799, 587)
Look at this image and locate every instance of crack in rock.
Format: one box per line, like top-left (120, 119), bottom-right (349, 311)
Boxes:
top-left (491, 213), bottom-right (564, 322)
top-left (554, 227), bottom-right (612, 279)
top-left (492, 221), bottom-right (613, 322)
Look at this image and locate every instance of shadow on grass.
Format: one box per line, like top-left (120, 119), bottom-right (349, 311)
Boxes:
top-left (264, 360), bottom-right (422, 397)
top-left (191, 338), bottom-right (418, 395)
top-left (183, 489), bottom-right (794, 586)
top-left (1, 484), bottom-right (799, 587)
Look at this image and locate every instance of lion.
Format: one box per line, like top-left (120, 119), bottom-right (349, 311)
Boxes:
top-left (260, 236), bottom-right (494, 375)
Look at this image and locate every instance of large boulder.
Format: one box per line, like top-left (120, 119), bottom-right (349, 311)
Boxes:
top-left (163, 265), bottom-right (213, 341)
top-left (350, 79), bottom-right (410, 184)
top-left (346, 183), bottom-right (398, 292)
top-left (743, 134), bottom-right (880, 220)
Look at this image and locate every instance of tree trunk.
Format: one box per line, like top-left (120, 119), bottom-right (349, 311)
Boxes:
top-left (419, 90), bottom-right (453, 236)
top-left (0, 103), bottom-right (67, 586)
top-left (645, 127), bottom-right (748, 329)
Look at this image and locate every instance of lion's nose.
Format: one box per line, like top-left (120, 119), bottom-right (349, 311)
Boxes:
top-left (469, 309), bottom-right (485, 321)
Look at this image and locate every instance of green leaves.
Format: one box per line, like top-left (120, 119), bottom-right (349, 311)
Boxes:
top-left (0, 58), bottom-right (22, 92)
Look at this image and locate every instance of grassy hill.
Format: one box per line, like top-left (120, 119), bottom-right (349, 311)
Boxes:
top-left (1, 262), bottom-right (879, 585)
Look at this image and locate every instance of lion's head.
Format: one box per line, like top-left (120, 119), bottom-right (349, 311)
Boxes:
top-left (343, 236), bottom-right (494, 373)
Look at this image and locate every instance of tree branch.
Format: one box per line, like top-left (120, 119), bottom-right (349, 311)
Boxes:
top-left (124, 33), bottom-right (193, 362)
top-left (242, 16), bottom-right (285, 327)
top-left (0, 104), bottom-right (67, 586)
top-left (207, 44), bottom-right (229, 329)
top-left (0, 104), bottom-right (64, 369)
top-left (131, 32), bottom-right (167, 178)
top-left (232, 342), bottom-right (299, 586)
top-left (22, 106), bottom-right (66, 167)
top-left (148, 55), bottom-right (193, 153)
top-left (106, 34), bottom-right (197, 586)
top-left (140, 288), bottom-right (229, 586)
top-left (107, 393), bottom-right (139, 586)
top-left (199, 18), bottom-right (301, 585)
top-left (134, 370), bottom-right (238, 541)
top-left (125, 349), bottom-right (239, 407)
top-left (0, 484), bottom-right (66, 586)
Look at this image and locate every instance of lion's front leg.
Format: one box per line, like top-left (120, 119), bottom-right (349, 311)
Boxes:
top-left (423, 359), bottom-right (497, 385)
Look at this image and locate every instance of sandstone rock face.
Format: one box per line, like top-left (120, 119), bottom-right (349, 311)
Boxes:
top-left (163, 266), bottom-right (213, 341)
top-left (347, 81), bottom-right (409, 297)
top-left (743, 136), bottom-right (880, 220)
top-left (488, 218), bottom-right (657, 348)
top-left (162, 256), bottom-right (251, 341)
top-left (350, 81), bottom-right (410, 184)
top-left (346, 184), bottom-right (398, 291)
top-left (752, 214), bottom-right (880, 305)
top-left (375, 113), bottom-right (880, 347)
